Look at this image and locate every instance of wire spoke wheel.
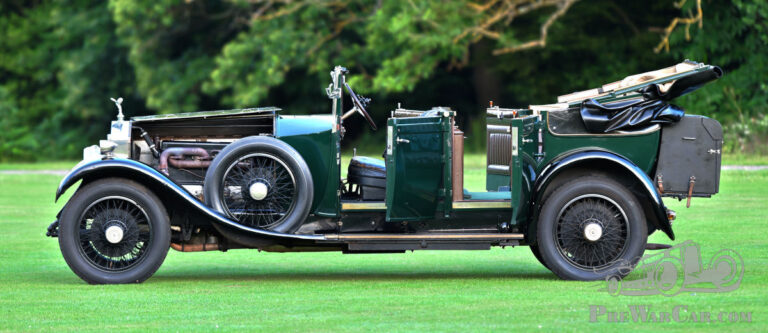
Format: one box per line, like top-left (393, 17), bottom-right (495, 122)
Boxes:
top-left (59, 178), bottom-right (170, 284)
top-left (221, 153), bottom-right (298, 229)
top-left (76, 196), bottom-right (152, 272)
top-left (554, 194), bottom-right (629, 270)
top-left (205, 137), bottom-right (314, 239)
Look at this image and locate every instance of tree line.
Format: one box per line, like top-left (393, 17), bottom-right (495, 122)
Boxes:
top-left (0, 0), bottom-right (765, 161)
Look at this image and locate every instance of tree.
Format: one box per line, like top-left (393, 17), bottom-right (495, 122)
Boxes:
top-left (0, 0), bottom-right (138, 161)
top-left (668, 0), bottom-right (768, 153)
top-left (0, 0), bottom-right (765, 160)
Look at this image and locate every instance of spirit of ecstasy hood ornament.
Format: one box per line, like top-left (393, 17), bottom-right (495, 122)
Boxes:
top-left (110, 97), bottom-right (124, 121)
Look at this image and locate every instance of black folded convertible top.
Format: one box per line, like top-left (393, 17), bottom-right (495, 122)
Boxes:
top-left (569, 62), bottom-right (722, 133)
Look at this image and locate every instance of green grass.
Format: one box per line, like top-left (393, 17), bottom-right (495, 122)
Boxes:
top-left (1, 162), bottom-right (767, 331)
top-left (0, 161), bottom-right (79, 171)
top-left (722, 153), bottom-right (768, 166)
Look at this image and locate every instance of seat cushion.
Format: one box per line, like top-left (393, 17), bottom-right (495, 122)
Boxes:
top-left (348, 156), bottom-right (386, 187)
top-left (349, 156), bottom-right (385, 175)
top-left (348, 156), bottom-right (386, 200)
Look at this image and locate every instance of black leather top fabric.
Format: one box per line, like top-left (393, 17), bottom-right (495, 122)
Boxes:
top-left (580, 93), bottom-right (685, 133)
top-left (578, 66), bottom-right (722, 133)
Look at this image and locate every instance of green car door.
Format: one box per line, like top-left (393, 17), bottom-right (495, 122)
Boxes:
top-left (385, 114), bottom-right (451, 222)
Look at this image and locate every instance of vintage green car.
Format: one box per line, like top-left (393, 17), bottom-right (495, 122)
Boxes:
top-left (48, 61), bottom-right (723, 284)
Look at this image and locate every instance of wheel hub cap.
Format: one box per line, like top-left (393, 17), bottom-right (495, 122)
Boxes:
top-left (105, 225), bottom-right (125, 244)
top-left (583, 222), bottom-right (603, 242)
top-left (249, 182), bottom-right (269, 201)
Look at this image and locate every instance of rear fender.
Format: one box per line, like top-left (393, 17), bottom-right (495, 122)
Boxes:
top-left (530, 151), bottom-right (673, 241)
top-left (55, 158), bottom-right (323, 241)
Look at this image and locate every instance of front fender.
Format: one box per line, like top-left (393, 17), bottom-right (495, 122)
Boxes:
top-left (533, 151), bottom-right (673, 240)
top-left (56, 158), bottom-right (323, 241)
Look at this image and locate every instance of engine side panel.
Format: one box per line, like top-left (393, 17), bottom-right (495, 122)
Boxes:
top-left (133, 111), bottom-right (275, 138)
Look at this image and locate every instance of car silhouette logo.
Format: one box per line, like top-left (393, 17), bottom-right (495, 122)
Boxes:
top-left (603, 240), bottom-right (744, 297)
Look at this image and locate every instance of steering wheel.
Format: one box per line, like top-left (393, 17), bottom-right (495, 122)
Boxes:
top-left (343, 82), bottom-right (377, 130)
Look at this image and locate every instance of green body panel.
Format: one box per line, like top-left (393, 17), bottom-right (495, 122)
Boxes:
top-left (487, 112), bottom-right (661, 188)
top-left (273, 68), bottom-right (346, 218)
top-left (540, 129), bottom-right (661, 174)
top-left (385, 116), bottom-right (450, 221)
top-left (485, 112), bottom-right (660, 226)
top-left (275, 115), bottom-right (339, 217)
top-left (511, 116), bottom-right (539, 224)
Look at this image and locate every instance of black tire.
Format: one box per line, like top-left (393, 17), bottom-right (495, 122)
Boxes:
top-left (536, 176), bottom-right (647, 280)
top-left (58, 178), bottom-right (170, 284)
top-left (204, 136), bottom-right (313, 234)
top-left (529, 244), bottom-right (549, 269)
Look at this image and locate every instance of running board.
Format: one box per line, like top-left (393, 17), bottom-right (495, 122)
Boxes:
top-left (323, 233), bottom-right (524, 241)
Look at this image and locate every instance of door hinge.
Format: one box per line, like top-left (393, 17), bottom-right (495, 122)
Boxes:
top-left (537, 127), bottom-right (544, 158)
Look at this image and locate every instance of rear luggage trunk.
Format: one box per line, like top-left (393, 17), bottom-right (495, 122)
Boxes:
top-left (654, 115), bottom-right (723, 198)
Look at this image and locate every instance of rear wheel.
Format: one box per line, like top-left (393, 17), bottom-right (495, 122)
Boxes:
top-left (58, 178), bottom-right (170, 284)
top-left (536, 176), bottom-right (647, 280)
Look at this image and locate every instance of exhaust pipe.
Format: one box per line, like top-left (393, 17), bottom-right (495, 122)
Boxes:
top-left (158, 147), bottom-right (211, 175)
top-left (170, 242), bottom-right (223, 252)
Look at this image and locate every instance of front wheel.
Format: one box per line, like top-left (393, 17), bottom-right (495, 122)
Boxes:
top-left (529, 244), bottom-right (549, 269)
top-left (58, 178), bottom-right (170, 284)
top-left (536, 176), bottom-right (647, 280)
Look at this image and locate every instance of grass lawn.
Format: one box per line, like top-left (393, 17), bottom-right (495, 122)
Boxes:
top-left (0, 159), bottom-right (766, 331)
top-left (0, 161), bottom-right (79, 171)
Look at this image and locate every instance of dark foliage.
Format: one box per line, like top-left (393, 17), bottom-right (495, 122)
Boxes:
top-left (0, 0), bottom-right (765, 161)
